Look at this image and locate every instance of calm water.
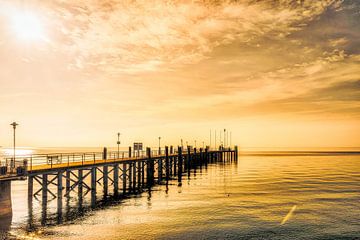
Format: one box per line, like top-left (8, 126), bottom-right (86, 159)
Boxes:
top-left (2, 152), bottom-right (360, 239)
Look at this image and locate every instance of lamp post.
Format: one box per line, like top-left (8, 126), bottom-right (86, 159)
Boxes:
top-left (117, 132), bottom-right (121, 158)
top-left (224, 129), bottom-right (226, 148)
top-left (181, 139), bottom-right (183, 149)
top-left (10, 122), bottom-right (18, 172)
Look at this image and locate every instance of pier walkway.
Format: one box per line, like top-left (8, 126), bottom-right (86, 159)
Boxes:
top-left (0, 145), bottom-right (238, 224)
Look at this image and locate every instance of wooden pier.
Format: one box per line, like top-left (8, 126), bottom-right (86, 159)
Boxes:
top-left (0, 145), bottom-right (238, 225)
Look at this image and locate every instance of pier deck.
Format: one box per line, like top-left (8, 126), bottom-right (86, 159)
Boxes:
top-left (0, 145), bottom-right (238, 225)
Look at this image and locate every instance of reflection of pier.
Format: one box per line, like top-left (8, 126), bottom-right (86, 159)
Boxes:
top-left (1, 146), bottom-right (237, 226)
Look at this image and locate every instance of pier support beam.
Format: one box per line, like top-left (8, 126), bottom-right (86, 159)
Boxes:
top-left (103, 166), bottom-right (108, 196)
top-left (177, 147), bottom-right (183, 181)
top-left (122, 163), bottom-right (127, 194)
top-left (114, 164), bottom-right (119, 196)
top-left (57, 171), bottom-right (63, 216)
top-left (91, 167), bottom-right (96, 207)
top-left (146, 148), bottom-right (154, 186)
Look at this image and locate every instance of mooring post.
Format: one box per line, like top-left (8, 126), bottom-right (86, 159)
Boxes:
top-left (91, 167), bottom-right (96, 207)
top-left (114, 164), bottom-right (119, 196)
top-left (177, 146), bottom-right (183, 181)
top-left (146, 147), bottom-right (154, 186)
top-left (122, 163), bottom-right (127, 194)
top-left (57, 171), bottom-right (63, 217)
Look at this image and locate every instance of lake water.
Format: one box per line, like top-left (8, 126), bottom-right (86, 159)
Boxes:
top-left (1, 151), bottom-right (360, 239)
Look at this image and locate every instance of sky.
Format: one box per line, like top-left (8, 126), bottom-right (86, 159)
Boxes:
top-left (0, 0), bottom-right (359, 149)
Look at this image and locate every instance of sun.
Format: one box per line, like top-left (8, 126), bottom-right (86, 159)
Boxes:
top-left (11, 11), bottom-right (46, 41)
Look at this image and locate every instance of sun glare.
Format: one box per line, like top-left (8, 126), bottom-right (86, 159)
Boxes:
top-left (11, 11), bottom-right (45, 41)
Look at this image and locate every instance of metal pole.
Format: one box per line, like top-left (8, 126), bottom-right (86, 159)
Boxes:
top-left (117, 133), bottom-right (121, 159)
top-left (10, 122), bottom-right (18, 172)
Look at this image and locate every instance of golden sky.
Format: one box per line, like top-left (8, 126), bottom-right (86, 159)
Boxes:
top-left (0, 0), bottom-right (359, 148)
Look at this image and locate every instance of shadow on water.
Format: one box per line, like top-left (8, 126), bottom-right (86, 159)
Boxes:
top-left (23, 166), bottom-right (208, 234)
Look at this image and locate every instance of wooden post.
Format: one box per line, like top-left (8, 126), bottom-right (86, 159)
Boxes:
top-left (146, 147), bottom-right (154, 186)
top-left (170, 146), bottom-right (173, 154)
top-left (141, 161), bottom-right (145, 186)
top-left (91, 167), bottom-right (96, 207)
top-left (28, 176), bottom-right (33, 200)
top-left (122, 163), bottom-right (127, 194)
top-left (103, 147), bottom-right (107, 160)
top-left (235, 145), bottom-right (238, 161)
top-left (114, 164), bottom-right (119, 196)
top-left (158, 158), bottom-right (162, 183)
top-left (78, 170), bottom-right (83, 205)
top-left (42, 174), bottom-right (48, 204)
top-left (165, 146), bottom-right (169, 180)
top-left (173, 155), bottom-right (177, 176)
top-left (103, 165), bottom-right (108, 196)
top-left (129, 147), bottom-right (132, 158)
top-left (128, 163), bottom-right (132, 191)
top-left (205, 148), bottom-right (208, 167)
top-left (132, 161), bottom-right (136, 191)
top-left (193, 148), bottom-right (197, 166)
top-left (187, 147), bottom-right (191, 172)
top-left (66, 170), bottom-right (70, 192)
top-left (137, 161), bottom-right (142, 189)
top-left (57, 171), bottom-right (63, 216)
top-left (177, 146), bottom-right (183, 181)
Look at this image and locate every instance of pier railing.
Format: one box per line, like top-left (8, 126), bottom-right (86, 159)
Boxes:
top-left (0, 147), bottom-right (234, 175)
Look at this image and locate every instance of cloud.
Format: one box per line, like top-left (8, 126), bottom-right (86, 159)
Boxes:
top-left (28, 0), bottom-right (340, 73)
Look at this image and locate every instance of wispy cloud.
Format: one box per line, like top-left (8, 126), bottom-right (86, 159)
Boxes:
top-left (34, 0), bottom-right (341, 73)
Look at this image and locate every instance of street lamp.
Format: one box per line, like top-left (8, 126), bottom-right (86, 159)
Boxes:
top-left (10, 122), bottom-right (18, 172)
top-left (117, 132), bottom-right (121, 158)
top-left (224, 129), bottom-right (226, 147)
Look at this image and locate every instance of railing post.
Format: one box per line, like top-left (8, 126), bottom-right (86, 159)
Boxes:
top-left (103, 147), bottom-right (107, 161)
